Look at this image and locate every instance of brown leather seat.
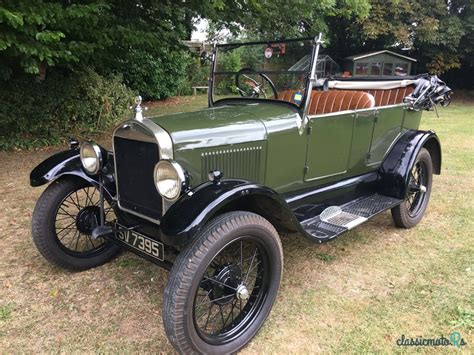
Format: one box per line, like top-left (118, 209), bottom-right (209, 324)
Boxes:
top-left (364, 86), bottom-right (414, 106)
top-left (278, 90), bottom-right (375, 115)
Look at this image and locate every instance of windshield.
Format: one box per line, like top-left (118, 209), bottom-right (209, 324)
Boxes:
top-left (212, 38), bottom-right (314, 106)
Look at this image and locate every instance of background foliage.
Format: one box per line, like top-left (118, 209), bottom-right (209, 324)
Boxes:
top-left (0, 0), bottom-right (472, 149)
top-left (0, 69), bottom-right (133, 150)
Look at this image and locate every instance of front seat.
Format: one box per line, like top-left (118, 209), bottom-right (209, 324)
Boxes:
top-left (307, 90), bottom-right (375, 115)
top-left (278, 90), bottom-right (375, 114)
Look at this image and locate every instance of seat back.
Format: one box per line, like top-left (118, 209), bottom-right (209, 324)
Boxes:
top-left (307, 90), bottom-right (375, 115)
top-left (364, 86), bottom-right (414, 106)
top-left (278, 89), bottom-right (375, 115)
top-left (278, 90), bottom-right (375, 115)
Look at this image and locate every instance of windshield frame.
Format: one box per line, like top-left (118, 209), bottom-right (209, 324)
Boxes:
top-left (208, 36), bottom-right (322, 114)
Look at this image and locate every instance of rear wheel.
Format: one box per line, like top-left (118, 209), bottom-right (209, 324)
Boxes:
top-left (163, 211), bottom-right (283, 354)
top-left (32, 177), bottom-right (121, 271)
top-left (391, 148), bottom-right (433, 228)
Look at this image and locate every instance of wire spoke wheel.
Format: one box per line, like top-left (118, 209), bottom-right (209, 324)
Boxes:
top-left (406, 161), bottom-right (428, 218)
top-left (32, 178), bottom-right (122, 270)
top-left (54, 186), bottom-right (116, 256)
top-left (163, 211), bottom-right (282, 354)
top-left (391, 147), bottom-right (433, 229)
top-left (193, 237), bottom-right (269, 343)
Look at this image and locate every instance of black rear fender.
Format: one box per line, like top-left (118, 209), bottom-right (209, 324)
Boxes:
top-left (378, 130), bottom-right (441, 199)
top-left (160, 179), bottom-right (299, 246)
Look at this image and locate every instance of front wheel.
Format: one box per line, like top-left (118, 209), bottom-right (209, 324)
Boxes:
top-left (163, 211), bottom-right (283, 354)
top-left (391, 147), bottom-right (433, 228)
top-left (32, 177), bottom-right (121, 271)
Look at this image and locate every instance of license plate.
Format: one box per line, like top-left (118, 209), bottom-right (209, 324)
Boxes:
top-left (116, 226), bottom-right (164, 261)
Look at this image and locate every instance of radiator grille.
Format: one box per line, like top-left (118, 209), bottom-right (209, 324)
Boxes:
top-left (114, 136), bottom-right (162, 221)
top-left (201, 146), bottom-right (262, 182)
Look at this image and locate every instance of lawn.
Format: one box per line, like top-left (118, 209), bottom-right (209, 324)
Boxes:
top-left (0, 95), bottom-right (472, 353)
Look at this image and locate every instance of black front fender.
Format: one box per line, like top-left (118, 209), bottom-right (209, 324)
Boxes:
top-left (30, 148), bottom-right (116, 198)
top-left (160, 179), bottom-right (300, 246)
top-left (378, 130), bottom-right (441, 199)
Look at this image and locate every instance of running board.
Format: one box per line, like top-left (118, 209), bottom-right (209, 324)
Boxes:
top-left (300, 194), bottom-right (402, 243)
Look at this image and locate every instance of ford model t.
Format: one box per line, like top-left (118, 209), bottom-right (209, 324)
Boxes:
top-left (30, 35), bottom-right (451, 353)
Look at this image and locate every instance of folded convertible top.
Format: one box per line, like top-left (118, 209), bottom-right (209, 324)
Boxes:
top-left (328, 79), bottom-right (416, 90)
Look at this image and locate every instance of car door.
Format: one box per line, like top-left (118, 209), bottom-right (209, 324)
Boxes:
top-left (366, 106), bottom-right (405, 165)
top-left (304, 112), bottom-right (354, 182)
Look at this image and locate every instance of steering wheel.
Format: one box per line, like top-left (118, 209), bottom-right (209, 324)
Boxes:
top-left (235, 68), bottom-right (278, 99)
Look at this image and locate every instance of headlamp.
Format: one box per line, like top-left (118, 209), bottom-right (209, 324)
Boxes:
top-left (154, 160), bottom-right (186, 200)
top-left (80, 141), bottom-right (102, 175)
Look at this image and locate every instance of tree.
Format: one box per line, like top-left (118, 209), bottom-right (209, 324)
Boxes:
top-left (326, 0), bottom-right (473, 76)
top-left (0, 1), bottom-right (107, 79)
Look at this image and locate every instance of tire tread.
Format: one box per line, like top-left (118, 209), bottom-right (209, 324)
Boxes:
top-left (163, 211), bottom-right (282, 354)
top-left (32, 177), bottom-right (120, 271)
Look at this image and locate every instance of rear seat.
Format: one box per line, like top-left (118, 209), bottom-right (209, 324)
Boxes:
top-left (278, 90), bottom-right (375, 115)
top-left (363, 86), bottom-right (414, 106)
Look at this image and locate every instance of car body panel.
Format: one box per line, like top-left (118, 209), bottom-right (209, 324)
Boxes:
top-left (148, 105), bottom-right (267, 151)
top-left (348, 109), bottom-right (377, 176)
top-left (29, 149), bottom-right (117, 200)
top-left (378, 129), bottom-right (441, 199)
top-left (305, 111), bottom-right (354, 181)
top-left (148, 103), bottom-right (307, 192)
top-left (367, 105), bottom-right (405, 165)
top-left (160, 179), bottom-right (300, 244)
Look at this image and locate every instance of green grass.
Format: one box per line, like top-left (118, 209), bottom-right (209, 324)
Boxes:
top-left (0, 304), bottom-right (13, 322)
top-left (0, 97), bottom-right (472, 352)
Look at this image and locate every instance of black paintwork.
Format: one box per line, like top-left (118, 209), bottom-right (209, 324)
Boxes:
top-left (160, 180), bottom-right (301, 246)
top-left (30, 147), bottom-right (116, 199)
top-left (378, 130), bottom-right (441, 199)
top-left (284, 171), bottom-right (379, 221)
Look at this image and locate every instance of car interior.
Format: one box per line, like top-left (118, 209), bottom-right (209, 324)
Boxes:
top-left (278, 82), bottom-right (416, 115)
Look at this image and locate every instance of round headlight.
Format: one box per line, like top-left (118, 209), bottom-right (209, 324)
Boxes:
top-left (154, 160), bottom-right (186, 201)
top-left (80, 142), bottom-right (102, 175)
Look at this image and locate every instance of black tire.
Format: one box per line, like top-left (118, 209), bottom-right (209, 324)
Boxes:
top-left (163, 211), bottom-right (283, 354)
top-left (32, 177), bottom-right (121, 271)
top-left (391, 147), bottom-right (433, 228)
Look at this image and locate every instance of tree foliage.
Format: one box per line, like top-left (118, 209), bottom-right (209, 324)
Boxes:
top-left (327, 0), bottom-right (473, 76)
top-left (1, 0), bottom-right (472, 86)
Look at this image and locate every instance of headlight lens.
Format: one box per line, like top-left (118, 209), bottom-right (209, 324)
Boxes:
top-left (154, 160), bottom-right (185, 200)
top-left (80, 142), bottom-right (102, 175)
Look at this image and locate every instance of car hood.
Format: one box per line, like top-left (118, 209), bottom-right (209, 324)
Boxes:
top-left (148, 103), bottom-right (296, 151)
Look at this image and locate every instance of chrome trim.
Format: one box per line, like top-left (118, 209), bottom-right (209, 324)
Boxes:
top-left (305, 103), bottom-right (406, 119)
top-left (112, 118), bottom-right (174, 225)
top-left (80, 141), bottom-right (102, 175)
top-left (113, 118), bottom-right (173, 160)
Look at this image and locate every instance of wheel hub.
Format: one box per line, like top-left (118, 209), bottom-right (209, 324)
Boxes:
top-left (236, 284), bottom-right (250, 300)
top-left (75, 206), bottom-right (100, 235)
top-left (209, 264), bottom-right (242, 305)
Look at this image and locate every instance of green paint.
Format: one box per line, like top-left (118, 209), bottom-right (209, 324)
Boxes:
top-left (148, 101), bottom-right (420, 193)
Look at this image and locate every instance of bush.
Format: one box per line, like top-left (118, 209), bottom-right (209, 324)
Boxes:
top-left (115, 48), bottom-right (190, 100)
top-left (0, 68), bottom-right (134, 150)
top-left (215, 50), bottom-right (242, 94)
top-left (176, 56), bottom-right (210, 96)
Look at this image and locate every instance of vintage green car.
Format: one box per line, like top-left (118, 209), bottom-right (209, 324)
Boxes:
top-left (30, 35), bottom-right (451, 353)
